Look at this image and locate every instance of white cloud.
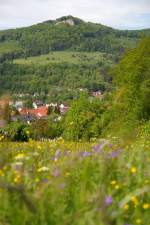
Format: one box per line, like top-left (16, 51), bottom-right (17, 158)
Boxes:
top-left (0, 0), bottom-right (150, 29)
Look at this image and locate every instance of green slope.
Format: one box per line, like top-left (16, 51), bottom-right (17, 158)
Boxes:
top-left (14, 51), bottom-right (113, 66)
top-left (0, 16), bottom-right (149, 62)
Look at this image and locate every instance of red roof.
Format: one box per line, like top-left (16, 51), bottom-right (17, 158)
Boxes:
top-left (20, 106), bottom-right (48, 118)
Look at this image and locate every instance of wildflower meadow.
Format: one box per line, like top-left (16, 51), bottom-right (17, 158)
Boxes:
top-left (0, 133), bottom-right (150, 225)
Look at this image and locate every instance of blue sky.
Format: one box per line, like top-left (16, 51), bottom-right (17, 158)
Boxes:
top-left (0, 0), bottom-right (150, 30)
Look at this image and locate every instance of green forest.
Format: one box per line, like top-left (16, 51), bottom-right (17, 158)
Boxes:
top-left (0, 15), bottom-right (150, 61)
top-left (0, 16), bottom-right (149, 102)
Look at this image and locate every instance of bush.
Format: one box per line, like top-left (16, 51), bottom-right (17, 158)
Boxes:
top-left (63, 94), bottom-right (105, 141)
top-left (2, 122), bottom-right (31, 142)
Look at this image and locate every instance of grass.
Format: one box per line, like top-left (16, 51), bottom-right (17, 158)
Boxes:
top-left (14, 51), bottom-right (113, 65)
top-left (0, 133), bottom-right (150, 225)
top-left (0, 41), bottom-right (22, 54)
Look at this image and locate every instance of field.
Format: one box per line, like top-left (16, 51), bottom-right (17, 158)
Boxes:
top-left (14, 51), bottom-right (114, 66)
top-left (0, 133), bottom-right (150, 225)
top-left (0, 41), bottom-right (22, 54)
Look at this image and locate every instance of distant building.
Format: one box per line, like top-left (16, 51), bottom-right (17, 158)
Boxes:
top-left (33, 101), bottom-right (44, 109)
top-left (19, 106), bottom-right (48, 119)
top-left (9, 101), bottom-right (23, 110)
top-left (59, 104), bottom-right (69, 114)
top-left (11, 114), bottom-right (37, 124)
top-left (46, 103), bottom-right (58, 107)
top-left (91, 91), bottom-right (102, 99)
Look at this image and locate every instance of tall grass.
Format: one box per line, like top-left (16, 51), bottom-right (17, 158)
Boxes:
top-left (0, 135), bottom-right (150, 225)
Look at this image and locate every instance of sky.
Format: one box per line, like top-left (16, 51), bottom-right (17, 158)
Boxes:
top-left (0, 0), bottom-right (150, 30)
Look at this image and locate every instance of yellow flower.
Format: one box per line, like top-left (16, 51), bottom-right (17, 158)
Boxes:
top-left (123, 204), bottom-right (129, 210)
top-left (110, 180), bottom-right (117, 185)
top-left (37, 145), bottom-right (41, 150)
top-left (54, 158), bottom-right (58, 163)
top-left (130, 167), bottom-right (137, 174)
top-left (115, 185), bottom-right (120, 190)
top-left (37, 166), bottom-right (49, 172)
top-left (14, 174), bottom-right (21, 183)
top-left (15, 153), bottom-right (26, 160)
top-left (145, 180), bottom-right (149, 184)
top-left (0, 170), bottom-right (4, 177)
top-left (131, 196), bottom-right (139, 206)
top-left (65, 172), bottom-right (70, 177)
top-left (135, 219), bottom-right (142, 224)
top-left (143, 203), bottom-right (150, 209)
top-left (35, 178), bottom-right (40, 183)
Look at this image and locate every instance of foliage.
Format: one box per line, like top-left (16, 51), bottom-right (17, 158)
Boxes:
top-left (0, 59), bottom-right (110, 102)
top-left (1, 122), bottom-right (31, 142)
top-left (102, 38), bottom-right (150, 136)
top-left (31, 117), bottom-right (63, 140)
top-left (63, 94), bottom-right (105, 140)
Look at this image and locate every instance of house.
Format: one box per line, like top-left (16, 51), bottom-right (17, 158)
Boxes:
top-left (47, 103), bottom-right (58, 108)
top-left (59, 104), bottom-right (69, 114)
top-left (91, 91), bottom-right (102, 99)
top-left (19, 106), bottom-right (48, 119)
top-left (33, 100), bottom-right (44, 109)
top-left (34, 106), bottom-right (48, 118)
top-left (9, 101), bottom-right (23, 110)
top-left (11, 114), bottom-right (37, 124)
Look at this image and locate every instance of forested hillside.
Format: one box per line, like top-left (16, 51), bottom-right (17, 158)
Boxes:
top-left (0, 51), bottom-right (112, 101)
top-left (101, 37), bottom-right (150, 136)
top-left (0, 16), bottom-right (149, 102)
top-left (0, 16), bottom-right (150, 62)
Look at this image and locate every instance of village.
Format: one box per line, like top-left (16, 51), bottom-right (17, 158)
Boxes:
top-left (0, 90), bottom-right (103, 127)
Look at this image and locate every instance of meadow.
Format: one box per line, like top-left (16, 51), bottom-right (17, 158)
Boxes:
top-left (14, 51), bottom-right (113, 66)
top-left (0, 41), bottom-right (22, 54)
top-left (0, 131), bottom-right (150, 225)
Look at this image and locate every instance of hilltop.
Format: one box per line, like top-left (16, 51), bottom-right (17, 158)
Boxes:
top-left (0, 15), bottom-right (149, 62)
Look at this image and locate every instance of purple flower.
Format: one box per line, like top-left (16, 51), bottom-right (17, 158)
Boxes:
top-left (105, 196), bottom-right (113, 205)
top-left (109, 143), bottom-right (113, 148)
top-left (51, 149), bottom-right (62, 161)
top-left (111, 151), bottom-right (119, 158)
top-left (82, 151), bottom-right (92, 157)
top-left (92, 143), bottom-right (103, 152)
top-left (51, 168), bottom-right (60, 177)
top-left (55, 149), bottom-right (61, 158)
top-left (41, 179), bottom-right (49, 183)
top-left (59, 183), bottom-right (66, 189)
top-left (108, 149), bottom-right (123, 159)
top-left (92, 140), bottom-right (108, 153)
top-left (63, 150), bottom-right (69, 156)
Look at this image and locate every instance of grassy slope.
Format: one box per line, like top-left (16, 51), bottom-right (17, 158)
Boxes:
top-left (14, 51), bottom-right (113, 66)
top-left (0, 131), bottom-right (150, 225)
top-left (0, 41), bottom-right (22, 54)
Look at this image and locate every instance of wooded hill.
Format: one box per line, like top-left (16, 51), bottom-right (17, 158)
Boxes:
top-left (0, 15), bottom-right (150, 62)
